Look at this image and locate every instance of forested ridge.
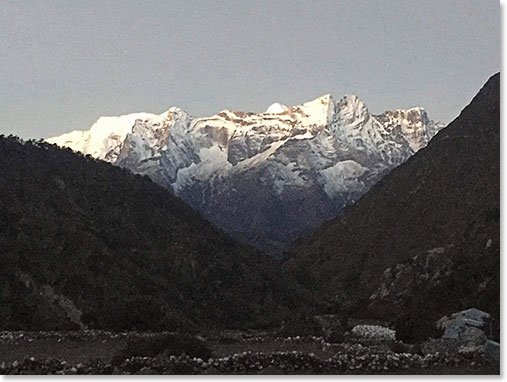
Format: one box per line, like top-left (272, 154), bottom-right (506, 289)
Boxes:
top-left (0, 136), bottom-right (309, 331)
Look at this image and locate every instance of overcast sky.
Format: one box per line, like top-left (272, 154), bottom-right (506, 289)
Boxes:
top-left (0, 0), bottom-right (499, 139)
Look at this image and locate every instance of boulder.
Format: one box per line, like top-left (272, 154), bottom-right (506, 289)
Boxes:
top-left (436, 308), bottom-right (490, 344)
top-left (484, 340), bottom-right (500, 363)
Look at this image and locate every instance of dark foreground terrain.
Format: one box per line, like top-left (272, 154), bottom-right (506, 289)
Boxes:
top-left (0, 329), bottom-right (498, 375)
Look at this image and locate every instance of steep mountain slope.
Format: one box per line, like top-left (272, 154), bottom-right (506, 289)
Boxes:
top-left (0, 136), bottom-right (308, 331)
top-left (286, 73), bottom-right (500, 329)
top-left (47, 95), bottom-right (443, 253)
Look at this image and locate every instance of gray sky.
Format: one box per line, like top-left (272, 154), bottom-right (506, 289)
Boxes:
top-left (0, 0), bottom-right (499, 139)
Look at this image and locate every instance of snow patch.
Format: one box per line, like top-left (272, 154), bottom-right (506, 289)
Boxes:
top-left (269, 162), bottom-right (308, 195)
top-left (320, 160), bottom-right (367, 197)
top-left (172, 145), bottom-right (232, 193)
top-left (264, 103), bottom-right (288, 114)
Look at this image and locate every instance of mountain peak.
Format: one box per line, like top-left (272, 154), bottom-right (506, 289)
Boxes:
top-left (47, 91), bottom-right (444, 252)
top-left (335, 94), bottom-right (370, 124)
top-left (338, 94), bottom-right (367, 109)
top-left (167, 106), bottom-right (186, 114)
top-left (166, 106), bottom-right (190, 122)
top-left (290, 94), bottom-right (336, 126)
top-left (318, 93), bottom-right (333, 102)
top-left (264, 102), bottom-right (289, 114)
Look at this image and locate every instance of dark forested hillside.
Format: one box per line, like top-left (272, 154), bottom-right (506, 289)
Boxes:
top-left (0, 136), bottom-right (308, 331)
top-left (286, 73), bottom-right (500, 329)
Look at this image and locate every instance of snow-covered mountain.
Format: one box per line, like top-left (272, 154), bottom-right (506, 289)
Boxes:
top-left (47, 94), bottom-right (444, 253)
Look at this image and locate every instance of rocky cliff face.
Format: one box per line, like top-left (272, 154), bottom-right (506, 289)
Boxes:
top-left (47, 95), bottom-right (443, 253)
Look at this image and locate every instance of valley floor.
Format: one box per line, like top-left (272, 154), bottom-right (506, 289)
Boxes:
top-left (0, 330), bottom-right (499, 375)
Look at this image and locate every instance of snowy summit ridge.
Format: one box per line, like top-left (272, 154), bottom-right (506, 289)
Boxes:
top-left (265, 103), bottom-right (288, 114)
top-left (47, 93), bottom-right (444, 252)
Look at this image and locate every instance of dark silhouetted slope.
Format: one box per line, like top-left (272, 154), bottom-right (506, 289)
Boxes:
top-left (0, 136), bottom-right (307, 331)
top-left (287, 73), bottom-right (499, 328)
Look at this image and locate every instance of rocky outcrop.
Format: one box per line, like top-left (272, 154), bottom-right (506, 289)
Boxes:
top-left (436, 308), bottom-right (491, 343)
top-left (484, 340), bottom-right (500, 363)
top-left (368, 246), bottom-right (455, 318)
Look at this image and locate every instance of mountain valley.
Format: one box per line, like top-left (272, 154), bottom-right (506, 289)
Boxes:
top-left (48, 95), bottom-right (443, 253)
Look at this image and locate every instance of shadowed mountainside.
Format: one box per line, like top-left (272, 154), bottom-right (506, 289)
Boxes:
top-left (286, 73), bottom-right (500, 331)
top-left (0, 136), bottom-right (310, 331)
